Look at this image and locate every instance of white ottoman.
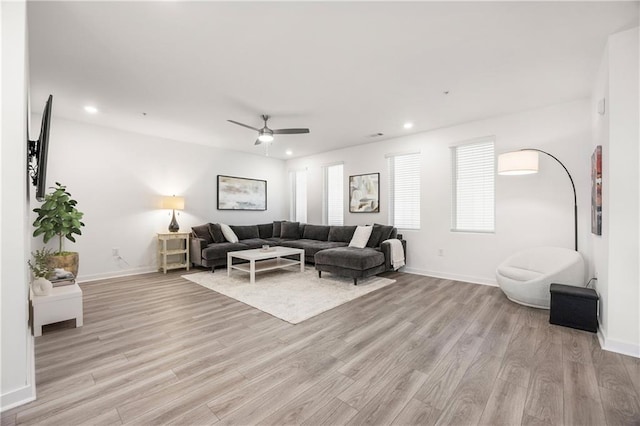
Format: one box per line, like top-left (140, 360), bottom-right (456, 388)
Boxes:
top-left (31, 283), bottom-right (83, 337)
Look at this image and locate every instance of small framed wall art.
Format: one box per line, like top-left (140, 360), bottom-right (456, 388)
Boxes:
top-left (217, 175), bottom-right (267, 211)
top-left (349, 172), bottom-right (380, 213)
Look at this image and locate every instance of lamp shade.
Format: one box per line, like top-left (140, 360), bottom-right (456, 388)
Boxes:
top-left (162, 195), bottom-right (184, 210)
top-left (498, 150), bottom-right (539, 175)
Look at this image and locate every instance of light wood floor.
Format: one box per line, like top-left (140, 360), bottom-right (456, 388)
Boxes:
top-left (3, 270), bottom-right (639, 425)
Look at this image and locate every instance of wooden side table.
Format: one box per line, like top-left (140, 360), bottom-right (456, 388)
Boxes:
top-left (157, 232), bottom-right (190, 274)
top-left (31, 283), bottom-right (83, 337)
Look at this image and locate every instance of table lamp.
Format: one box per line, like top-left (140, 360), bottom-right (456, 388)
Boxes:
top-left (162, 195), bottom-right (185, 232)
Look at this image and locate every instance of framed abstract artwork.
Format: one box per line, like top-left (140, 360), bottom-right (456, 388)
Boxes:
top-left (591, 146), bottom-right (602, 235)
top-left (217, 175), bottom-right (267, 211)
top-left (349, 172), bottom-right (380, 213)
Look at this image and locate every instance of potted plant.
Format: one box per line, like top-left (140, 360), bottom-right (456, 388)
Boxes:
top-left (32, 182), bottom-right (85, 277)
top-left (28, 248), bottom-right (53, 295)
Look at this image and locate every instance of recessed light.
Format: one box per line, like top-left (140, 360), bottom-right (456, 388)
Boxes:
top-left (84, 106), bottom-right (98, 114)
top-left (285, 150), bottom-right (293, 156)
top-left (403, 122), bottom-right (413, 129)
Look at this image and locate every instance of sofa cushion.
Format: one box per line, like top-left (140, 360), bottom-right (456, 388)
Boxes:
top-left (315, 247), bottom-right (385, 271)
top-left (230, 225), bottom-right (260, 240)
top-left (192, 224), bottom-right (214, 245)
top-left (202, 242), bottom-right (248, 260)
top-left (280, 240), bottom-right (347, 257)
top-left (281, 222), bottom-right (300, 239)
top-left (257, 223), bottom-right (273, 239)
top-left (209, 223), bottom-right (226, 243)
top-left (238, 238), bottom-right (275, 249)
top-left (302, 224), bottom-right (330, 241)
top-left (273, 221), bottom-right (285, 237)
top-left (220, 223), bottom-right (239, 243)
top-left (328, 226), bottom-right (357, 243)
top-left (349, 226), bottom-right (374, 248)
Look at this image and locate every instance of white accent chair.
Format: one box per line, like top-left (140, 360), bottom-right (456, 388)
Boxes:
top-left (496, 247), bottom-right (585, 309)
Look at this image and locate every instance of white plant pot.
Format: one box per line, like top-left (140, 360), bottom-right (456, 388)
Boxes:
top-left (32, 277), bottom-right (53, 296)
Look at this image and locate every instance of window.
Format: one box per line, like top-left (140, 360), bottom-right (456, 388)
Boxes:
top-left (323, 163), bottom-right (344, 225)
top-left (290, 170), bottom-right (307, 222)
top-left (451, 138), bottom-right (495, 232)
top-left (388, 152), bottom-right (421, 229)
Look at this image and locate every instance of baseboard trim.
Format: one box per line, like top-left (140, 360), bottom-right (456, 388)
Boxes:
top-left (1, 384), bottom-right (35, 412)
top-left (402, 267), bottom-right (498, 287)
top-left (597, 327), bottom-right (640, 358)
top-left (78, 266), bottom-right (158, 283)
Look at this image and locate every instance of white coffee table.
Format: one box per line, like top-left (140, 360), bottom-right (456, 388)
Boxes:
top-left (227, 246), bottom-right (305, 284)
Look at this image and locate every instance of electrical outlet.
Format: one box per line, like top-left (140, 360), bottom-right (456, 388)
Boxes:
top-left (112, 247), bottom-right (119, 256)
top-left (438, 249), bottom-right (444, 257)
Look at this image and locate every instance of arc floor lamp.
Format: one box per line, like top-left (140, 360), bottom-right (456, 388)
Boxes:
top-left (497, 149), bottom-right (578, 251)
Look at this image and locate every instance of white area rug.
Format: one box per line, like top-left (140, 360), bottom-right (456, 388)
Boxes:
top-left (182, 268), bottom-right (396, 324)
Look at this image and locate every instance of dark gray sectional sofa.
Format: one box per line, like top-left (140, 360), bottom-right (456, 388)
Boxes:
top-left (190, 221), bottom-right (406, 284)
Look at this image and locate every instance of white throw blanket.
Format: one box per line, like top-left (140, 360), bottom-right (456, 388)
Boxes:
top-left (384, 238), bottom-right (405, 270)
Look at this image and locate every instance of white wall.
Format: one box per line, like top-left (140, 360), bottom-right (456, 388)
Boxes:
top-left (287, 100), bottom-right (592, 286)
top-left (30, 117), bottom-right (287, 281)
top-left (1, 0), bottom-right (36, 410)
top-left (591, 27), bottom-right (640, 357)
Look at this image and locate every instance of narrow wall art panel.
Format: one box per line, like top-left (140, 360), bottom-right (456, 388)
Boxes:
top-left (591, 145), bottom-right (602, 235)
top-left (349, 172), bottom-right (380, 213)
top-left (217, 175), bottom-right (267, 211)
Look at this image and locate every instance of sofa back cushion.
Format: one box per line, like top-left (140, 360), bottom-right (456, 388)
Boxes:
top-left (192, 224), bottom-right (214, 245)
top-left (328, 226), bottom-right (357, 243)
top-left (280, 221), bottom-right (300, 239)
top-left (230, 225), bottom-right (260, 240)
top-left (302, 224), bottom-right (330, 241)
top-left (209, 223), bottom-right (226, 243)
top-left (257, 223), bottom-right (273, 239)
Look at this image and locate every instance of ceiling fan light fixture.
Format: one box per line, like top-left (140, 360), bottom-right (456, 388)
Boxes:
top-left (258, 131), bottom-right (274, 143)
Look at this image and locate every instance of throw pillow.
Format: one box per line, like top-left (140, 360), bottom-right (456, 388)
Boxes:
top-left (366, 224), bottom-right (384, 248)
top-left (374, 223), bottom-right (394, 243)
top-left (273, 221), bottom-right (285, 238)
top-left (192, 224), bottom-right (213, 244)
top-left (219, 223), bottom-right (239, 243)
top-left (208, 223), bottom-right (225, 243)
top-left (349, 225), bottom-right (374, 248)
top-left (280, 221), bottom-right (300, 239)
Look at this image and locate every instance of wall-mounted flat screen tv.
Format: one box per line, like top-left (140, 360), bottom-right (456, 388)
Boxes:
top-left (28, 94), bottom-right (52, 201)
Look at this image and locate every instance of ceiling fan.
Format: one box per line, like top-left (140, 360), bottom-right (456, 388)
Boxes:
top-left (227, 115), bottom-right (310, 145)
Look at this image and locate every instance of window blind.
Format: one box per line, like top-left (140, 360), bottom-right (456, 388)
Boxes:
top-left (452, 140), bottom-right (495, 232)
top-left (388, 153), bottom-right (421, 229)
top-left (324, 164), bottom-right (344, 225)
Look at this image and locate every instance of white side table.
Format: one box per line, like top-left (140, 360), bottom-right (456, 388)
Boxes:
top-left (31, 283), bottom-right (83, 337)
top-left (157, 232), bottom-right (190, 274)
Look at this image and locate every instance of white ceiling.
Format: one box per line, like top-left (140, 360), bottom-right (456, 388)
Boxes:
top-left (28, 1), bottom-right (638, 159)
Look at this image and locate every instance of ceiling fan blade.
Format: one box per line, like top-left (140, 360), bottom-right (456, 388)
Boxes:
top-left (254, 138), bottom-right (262, 145)
top-left (272, 128), bottom-right (310, 135)
top-left (228, 119), bottom-right (260, 132)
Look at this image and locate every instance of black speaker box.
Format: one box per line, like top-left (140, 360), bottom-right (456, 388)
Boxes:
top-left (549, 283), bottom-right (598, 333)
